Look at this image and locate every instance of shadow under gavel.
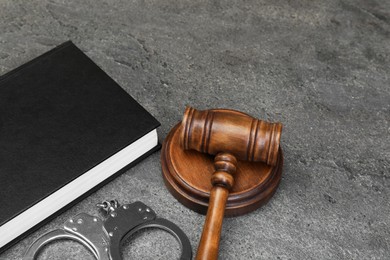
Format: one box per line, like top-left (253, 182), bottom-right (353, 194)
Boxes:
top-left (180, 107), bottom-right (282, 260)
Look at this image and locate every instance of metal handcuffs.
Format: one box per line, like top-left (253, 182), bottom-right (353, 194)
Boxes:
top-left (23, 200), bottom-right (192, 260)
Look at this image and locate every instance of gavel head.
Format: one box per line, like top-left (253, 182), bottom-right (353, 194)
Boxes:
top-left (180, 107), bottom-right (282, 166)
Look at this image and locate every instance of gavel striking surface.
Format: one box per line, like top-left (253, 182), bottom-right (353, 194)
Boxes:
top-left (161, 109), bottom-right (283, 217)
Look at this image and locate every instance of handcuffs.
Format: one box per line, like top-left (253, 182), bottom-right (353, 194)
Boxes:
top-left (23, 200), bottom-right (192, 260)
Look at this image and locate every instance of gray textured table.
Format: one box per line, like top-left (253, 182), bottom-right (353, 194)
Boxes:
top-left (1, 1), bottom-right (389, 259)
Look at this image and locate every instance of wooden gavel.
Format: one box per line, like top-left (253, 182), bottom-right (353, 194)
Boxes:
top-left (180, 107), bottom-right (282, 260)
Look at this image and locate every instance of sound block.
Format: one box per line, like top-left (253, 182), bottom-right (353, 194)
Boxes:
top-left (161, 110), bottom-right (283, 217)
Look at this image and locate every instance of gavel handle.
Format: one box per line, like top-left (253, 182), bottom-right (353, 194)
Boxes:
top-left (196, 186), bottom-right (229, 260)
top-left (196, 152), bottom-right (237, 260)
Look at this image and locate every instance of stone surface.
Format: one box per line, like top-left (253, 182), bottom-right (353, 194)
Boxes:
top-left (0, 0), bottom-right (389, 259)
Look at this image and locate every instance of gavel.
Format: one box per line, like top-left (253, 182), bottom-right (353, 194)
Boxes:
top-left (180, 107), bottom-right (282, 260)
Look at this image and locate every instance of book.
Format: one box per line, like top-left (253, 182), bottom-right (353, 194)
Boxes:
top-left (0, 41), bottom-right (160, 252)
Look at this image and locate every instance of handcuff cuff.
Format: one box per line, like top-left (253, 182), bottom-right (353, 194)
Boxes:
top-left (23, 200), bottom-right (192, 260)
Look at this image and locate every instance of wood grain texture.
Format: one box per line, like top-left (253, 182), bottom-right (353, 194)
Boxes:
top-left (181, 107), bottom-right (282, 166)
top-left (161, 108), bottom-right (283, 260)
top-left (161, 110), bottom-right (283, 217)
top-left (196, 187), bottom-right (229, 260)
top-left (195, 153), bottom-right (236, 260)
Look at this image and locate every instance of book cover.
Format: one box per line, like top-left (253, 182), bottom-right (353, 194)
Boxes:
top-left (0, 41), bottom-right (160, 252)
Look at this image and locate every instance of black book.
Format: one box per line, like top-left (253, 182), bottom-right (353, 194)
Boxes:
top-left (0, 41), bottom-right (160, 252)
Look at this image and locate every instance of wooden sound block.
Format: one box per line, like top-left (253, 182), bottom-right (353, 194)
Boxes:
top-left (161, 110), bottom-right (283, 217)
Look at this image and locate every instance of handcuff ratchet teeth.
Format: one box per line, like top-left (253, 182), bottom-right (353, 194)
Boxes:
top-left (23, 200), bottom-right (192, 260)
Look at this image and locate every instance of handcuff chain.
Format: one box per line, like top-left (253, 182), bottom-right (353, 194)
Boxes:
top-left (23, 200), bottom-right (192, 260)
